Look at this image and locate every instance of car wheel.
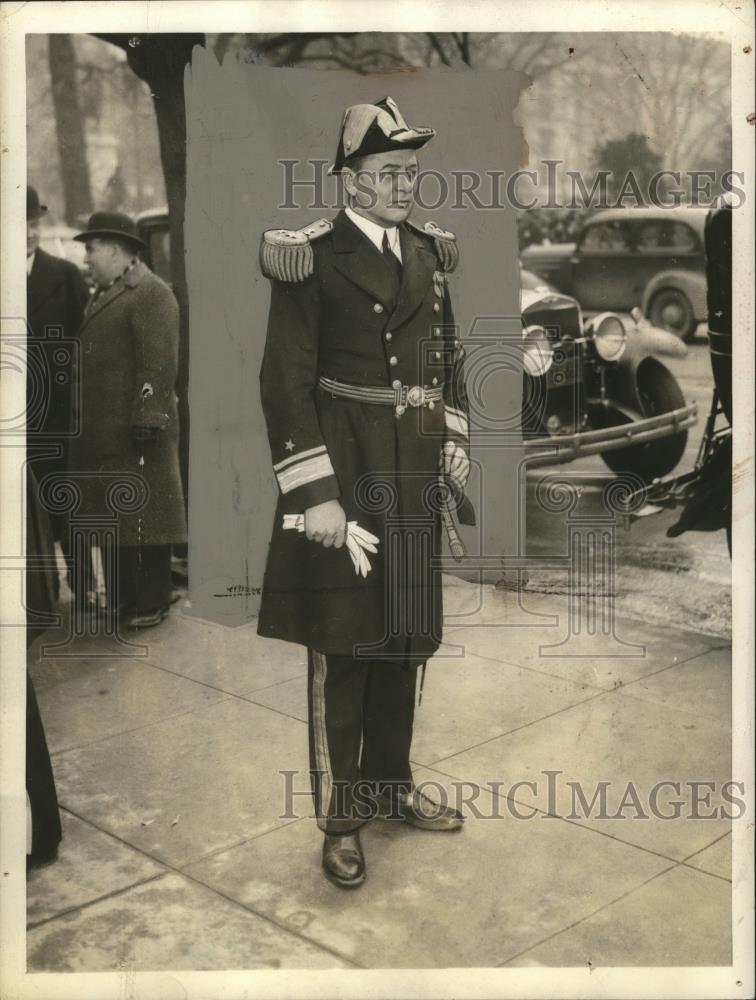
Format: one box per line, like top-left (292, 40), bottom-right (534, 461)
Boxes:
top-left (648, 288), bottom-right (697, 342)
top-left (601, 360), bottom-right (688, 482)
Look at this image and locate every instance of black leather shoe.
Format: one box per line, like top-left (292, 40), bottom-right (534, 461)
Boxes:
top-left (26, 847), bottom-right (59, 872)
top-left (322, 831), bottom-right (366, 888)
top-left (375, 788), bottom-right (464, 832)
top-left (125, 607), bottom-right (168, 630)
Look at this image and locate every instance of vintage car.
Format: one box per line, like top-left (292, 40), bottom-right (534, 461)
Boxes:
top-left (136, 207), bottom-right (172, 283)
top-left (520, 207), bottom-right (709, 341)
top-left (136, 211), bottom-right (697, 483)
top-left (520, 269), bottom-right (697, 479)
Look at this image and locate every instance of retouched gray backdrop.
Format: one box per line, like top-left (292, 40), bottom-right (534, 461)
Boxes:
top-left (184, 52), bottom-right (528, 624)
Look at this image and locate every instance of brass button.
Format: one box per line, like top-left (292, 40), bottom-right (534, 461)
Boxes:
top-left (434, 351), bottom-right (441, 360)
top-left (392, 379), bottom-right (402, 389)
top-left (395, 404), bottom-right (406, 417)
top-left (433, 327), bottom-right (441, 337)
top-left (431, 377), bottom-right (438, 386)
top-left (373, 303), bottom-right (383, 314)
top-left (385, 331), bottom-right (393, 341)
top-left (433, 302), bottom-right (441, 313)
top-left (389, 356), bottom-right (398, 366)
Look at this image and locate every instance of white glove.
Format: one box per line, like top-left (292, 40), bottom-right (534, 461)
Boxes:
top-left (441, 440), bottom-right (470, 491)
top-left (282, 516), bottom-right (379, 577)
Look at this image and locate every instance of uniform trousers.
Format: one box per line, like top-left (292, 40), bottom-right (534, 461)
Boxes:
top-left (307, 649), bottom-right (418, 834)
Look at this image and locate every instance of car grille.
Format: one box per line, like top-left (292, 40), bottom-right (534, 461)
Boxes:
top-left (523, 295), bottom-right (582, 341)
top-left (522, 297), bottom-right (585, 436)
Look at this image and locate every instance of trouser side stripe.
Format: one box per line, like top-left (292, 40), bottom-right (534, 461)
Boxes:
top-left (311, 650), bottom-right (333, 827)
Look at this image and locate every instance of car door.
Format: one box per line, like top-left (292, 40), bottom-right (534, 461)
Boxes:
top-left (630, 218), bottom-right (703, 291)
top-left (568, 219), bottom-right (635, 310)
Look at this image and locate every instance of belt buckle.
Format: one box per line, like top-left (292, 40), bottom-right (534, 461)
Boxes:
top-left (406, 385), bottom-right (425, 408)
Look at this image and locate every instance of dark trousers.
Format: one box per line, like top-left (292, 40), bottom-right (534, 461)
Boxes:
top-left (73, 542), bottom-right (172, 614)
top-left (26, 672), bottom-right (62, 859)
top-left (307, 649), bottom-right (418, 834)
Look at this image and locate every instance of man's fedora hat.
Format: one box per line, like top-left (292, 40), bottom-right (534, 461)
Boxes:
top-left (27, 186), bottom-right (48, 221)
top-left (73, 211), bottom-right (146, 250)
top-left (330, 96), bottom-right (435, 175)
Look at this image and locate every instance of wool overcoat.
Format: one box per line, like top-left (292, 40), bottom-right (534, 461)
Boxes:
top-left (257, 210), bottom-right (471, 665)
top-left (67, 261), bottom-right (186, 548)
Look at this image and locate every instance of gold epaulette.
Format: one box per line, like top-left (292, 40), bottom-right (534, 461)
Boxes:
top-left (259, 218), bottom-right (333, 282)
top-left (408, 219), bottom-right (459, 273)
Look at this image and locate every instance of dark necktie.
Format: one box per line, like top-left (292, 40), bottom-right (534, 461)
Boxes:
top-left (381, 230), bottom-right (402, 293)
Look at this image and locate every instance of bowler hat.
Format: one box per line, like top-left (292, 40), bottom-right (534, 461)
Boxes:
top-left (27, 186), bottom-right (48, 221)
top-left (330, 96), bottom-right (435, 175)
top-left (73, 211), bottom-right (146, 250)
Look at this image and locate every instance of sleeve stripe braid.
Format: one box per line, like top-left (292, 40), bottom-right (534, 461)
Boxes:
top-left (273, 443), bottom-right (327, 472)
top-left (276, 453), bottom-right (336, 494)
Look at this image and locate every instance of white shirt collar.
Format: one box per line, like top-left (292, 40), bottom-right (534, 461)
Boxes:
top-left (27, 250), bottom-right (36, 275)
top-left (345, 207), bottom-right (402, 261)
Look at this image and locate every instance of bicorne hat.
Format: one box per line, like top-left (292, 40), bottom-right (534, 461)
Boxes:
top-left (27, 186), bottom-right (48, 221)
top-left (73, 211), bottom-right (146, 250)
top-left (330, 96), bottom-right (435, 175)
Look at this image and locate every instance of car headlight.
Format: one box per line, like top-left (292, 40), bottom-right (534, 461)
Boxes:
top-left (591, 312), bottom-right (627, 361)
top-left (522, 324), bottom-right (554, 377)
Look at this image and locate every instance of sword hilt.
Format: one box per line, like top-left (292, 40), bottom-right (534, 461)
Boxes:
top-left (440, 487), bottom-right (466, 561)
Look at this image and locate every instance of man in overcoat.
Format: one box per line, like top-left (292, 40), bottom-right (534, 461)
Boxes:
top-left (26, 186), bottom-right (89, 557)
top-left (69, 212), bottom-right (186, 629)
top-left (258, 97), bottom-right (472, 887)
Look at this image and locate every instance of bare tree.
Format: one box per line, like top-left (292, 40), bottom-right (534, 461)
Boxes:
top-left (610, 33), bottom-right (730, 169)
top-left (48, 35), bottom-right (93, 224)
top-left (542, 33), bottom-right (731, 172)
top-left (210, 30), bottom-right (580, 78)
top-left (425, 32), bottom-right (580, 77)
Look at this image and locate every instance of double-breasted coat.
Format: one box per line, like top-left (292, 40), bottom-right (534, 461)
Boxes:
top-left (67, 261), bottom-right (186, 548)
top-left (27, 248), bottom-right (89, 493)
top-left (257, 210), bottom-right (471, 665)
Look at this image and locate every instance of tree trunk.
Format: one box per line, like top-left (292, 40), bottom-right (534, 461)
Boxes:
top-left (48, 35), bottom-right (93, 225)
top-left (95, 34), bottom-right (204, 524)
top-left (151, 63), bottom-right (192, 519)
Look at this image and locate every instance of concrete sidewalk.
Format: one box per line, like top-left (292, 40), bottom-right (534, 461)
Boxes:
top-left (26, 577), bottom-right (732, 971)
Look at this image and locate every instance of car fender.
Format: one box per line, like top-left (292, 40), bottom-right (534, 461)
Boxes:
top-left (641, 270), bottom-right (707, 320)
top-left (605, 328), bottom-right (684, 413)
top-left (625, 323), bottom-right (689, 363)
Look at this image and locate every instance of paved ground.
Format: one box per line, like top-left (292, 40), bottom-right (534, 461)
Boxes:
top-left (27, 573), bottom-right (733, 972)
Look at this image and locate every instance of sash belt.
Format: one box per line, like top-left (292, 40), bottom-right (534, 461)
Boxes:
top-left (319, 375), bottom-right (443, 416)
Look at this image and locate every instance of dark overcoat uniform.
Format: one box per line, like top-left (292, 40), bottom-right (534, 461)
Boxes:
top-left (68, 261), bottom-right (186, 547)
top-left (26, 248), bottom-right (89, 514)
top-left (257, 210), bottom-right (469, 666)
top-left (26, 468), bottom-right (62, 860)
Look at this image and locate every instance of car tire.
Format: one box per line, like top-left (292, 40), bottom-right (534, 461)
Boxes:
top-left (648, 288), bottom-right (697, 342)
top-left (601, 360), bottom-right (688, 482)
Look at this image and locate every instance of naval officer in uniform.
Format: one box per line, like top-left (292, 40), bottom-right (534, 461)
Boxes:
top-left (258, 97), bottom-right (473, 888)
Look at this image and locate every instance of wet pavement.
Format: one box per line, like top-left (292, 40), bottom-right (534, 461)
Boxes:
top-left (24, 575), bottom-right (734, 973)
